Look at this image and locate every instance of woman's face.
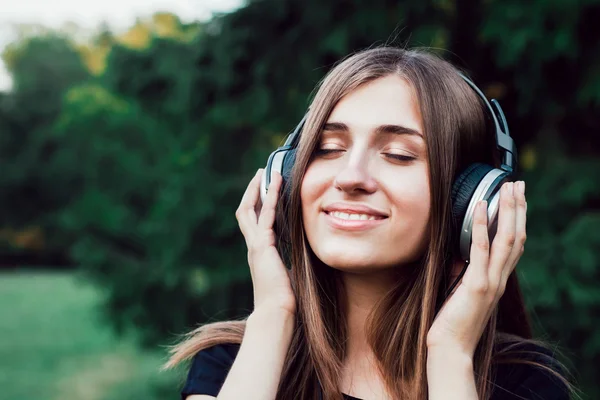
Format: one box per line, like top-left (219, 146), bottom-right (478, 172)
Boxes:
top-left (301, 75), bottom-right (431, 273)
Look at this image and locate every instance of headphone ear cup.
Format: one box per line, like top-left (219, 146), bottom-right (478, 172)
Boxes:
top-left (451, 164), bottom-right (493, 226)
top-left (280, 148), bottom-right (296, 205)
top-left (261, 146), bottom-right (295, 204)
top-left (268, 148), bottom-right (295, 270)
top-left (451, 163), bottom-right (495, 256)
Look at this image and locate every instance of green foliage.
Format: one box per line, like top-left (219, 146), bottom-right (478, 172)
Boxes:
top-left (1, 0), bottom-right (599, 396)
top-left (0, 34), bottom-right (89, 255)
top-left (519, 133), bottom-right (600, 395)
top-left (482, 0), bottom-right (600, 116)
top-left (0, 271), bottom-right (178, 400)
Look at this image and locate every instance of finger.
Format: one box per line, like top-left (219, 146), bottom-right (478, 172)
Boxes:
top-left (466, 199), bottom-right (491, 293)
top-left (236, 169), bottom-right (262, 242)
top-left (488, 182), bottom-right (517, 285)
top-left (504, 181), bottom-right (527, 280)
top-left (258, 170), bottom-right (283, 231)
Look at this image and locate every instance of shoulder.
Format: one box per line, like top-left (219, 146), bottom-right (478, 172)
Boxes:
top-left (491, 341), bottom-right (571, 400)
top-left (181, 343), bottom-right (241, 400)
top-left (190, 343), bottom-right (241, 370)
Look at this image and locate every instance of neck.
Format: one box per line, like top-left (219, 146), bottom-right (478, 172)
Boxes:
top-left (342, 268), bottom-right (401, 361)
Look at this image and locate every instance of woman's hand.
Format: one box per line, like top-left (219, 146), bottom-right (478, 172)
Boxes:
top-left (235, 169), bottom-right (296, 316)
top-left (426, 181), bottom-right (526, 358)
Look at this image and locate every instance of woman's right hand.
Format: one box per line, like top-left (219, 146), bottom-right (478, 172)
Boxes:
top-left (235, 168), bottom-right (296, 316)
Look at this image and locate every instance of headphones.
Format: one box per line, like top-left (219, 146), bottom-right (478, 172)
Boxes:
top-left (260, 73), bottom-right (517, 295)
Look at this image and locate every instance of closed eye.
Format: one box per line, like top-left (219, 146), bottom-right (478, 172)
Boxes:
top-left (314, 149), bottom-right (416, 162)
top-left (314, 148), bottom-right (343, 156)
top-left (384, 154), bottom-right (416, 162)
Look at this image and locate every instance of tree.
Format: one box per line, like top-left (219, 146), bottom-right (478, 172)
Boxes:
top-left (0, 33), bottom-right (89, 260)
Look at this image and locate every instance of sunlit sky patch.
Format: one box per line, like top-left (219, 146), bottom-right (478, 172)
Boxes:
top-left (0, 0), bottom-right (244, 91)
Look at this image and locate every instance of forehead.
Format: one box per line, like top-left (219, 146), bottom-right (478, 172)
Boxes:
top-left (327, 75), bottom-right (423, 134)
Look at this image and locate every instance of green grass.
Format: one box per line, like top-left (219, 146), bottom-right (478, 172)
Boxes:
top-left (0, 270), bottom-right (181, 400)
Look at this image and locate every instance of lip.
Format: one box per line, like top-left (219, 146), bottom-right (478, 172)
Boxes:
top-left (322, 202), bottom-right (389, 218)
top-left (321, 202), bottom-right (389, 232)
top-left (322, 211), bottom-right (387, 231)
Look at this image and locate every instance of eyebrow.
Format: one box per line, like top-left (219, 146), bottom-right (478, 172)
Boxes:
top-left (322, 122), bottom-right (423, 138)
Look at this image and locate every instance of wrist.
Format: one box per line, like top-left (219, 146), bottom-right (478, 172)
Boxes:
top-left (254, 295), bottom-right (296, 317)
top-left (427, 346), bottom-right (473, 369)
top-left (245, 306), bottom-right (295, 350)
top-left (427, 347), bottom-right (477, 399)
top-left (248, 305), bottom-right (296, 326)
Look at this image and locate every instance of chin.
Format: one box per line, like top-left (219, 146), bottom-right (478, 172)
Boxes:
top-left (311, 241), bottom-right (425, 273)
top-left (323, 258), bottom-right (372, 272)
top-left (313, 246), bottom-right (389, 272)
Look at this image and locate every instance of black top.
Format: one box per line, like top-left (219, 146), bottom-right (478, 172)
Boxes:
top-left (181, 342), bottom-right (570, 399)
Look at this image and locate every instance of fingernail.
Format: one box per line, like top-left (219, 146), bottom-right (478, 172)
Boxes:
top-left (480, 200), bottom-right (487, 213)
top-left (509, 182), bottom-right (514, 195)
top-left (521, 181), bottom-right (526, 195)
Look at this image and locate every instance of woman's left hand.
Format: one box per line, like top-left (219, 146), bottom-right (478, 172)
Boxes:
top-left (426, 181), bottom-right (527, 358)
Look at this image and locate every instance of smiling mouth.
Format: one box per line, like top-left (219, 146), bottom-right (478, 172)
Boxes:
top-left (325, 211), bottom-right (387, 221)
top-left (322, 211), bottom-right (387, 231)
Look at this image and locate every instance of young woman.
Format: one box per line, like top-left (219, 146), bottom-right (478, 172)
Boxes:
top-left (165, 47), bottom-right (577, 399)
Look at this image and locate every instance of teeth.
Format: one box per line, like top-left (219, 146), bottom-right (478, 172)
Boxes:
top-left (330, 211), bottom-right (379, 221)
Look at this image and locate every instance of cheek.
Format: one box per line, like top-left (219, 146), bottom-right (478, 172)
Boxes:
top-left (379, 165), bottom-right (429, 224)
top-left (300, 163), bottom-right (335, 253)
top-left (300, 162), bottom-right (330, 213)
top-left (387, 169), bottom-right (431, 250)
top-left (397, 179), bottom-right (430, 217)
top-left (384, 166), bottom-right (430, 210)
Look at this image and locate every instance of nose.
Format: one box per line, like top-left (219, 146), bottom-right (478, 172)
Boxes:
top-left (333, 152), bottom-right (378, 195)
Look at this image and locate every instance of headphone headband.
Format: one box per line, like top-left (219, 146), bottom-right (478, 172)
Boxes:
top-left (456, 73), bottom-right (517, 172)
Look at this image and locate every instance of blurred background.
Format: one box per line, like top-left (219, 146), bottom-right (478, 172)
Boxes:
top-left (0, 0), bottom-right (598, 399)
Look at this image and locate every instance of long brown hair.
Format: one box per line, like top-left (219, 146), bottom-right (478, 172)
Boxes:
top-left (165, 47), bottom-right (578, 400)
